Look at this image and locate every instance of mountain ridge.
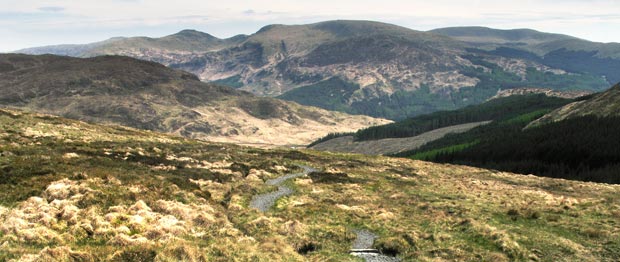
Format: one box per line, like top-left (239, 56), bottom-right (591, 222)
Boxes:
top-left (430, 26), bottom-right (578, 46)
top-left (15, 20), bottom-right (617, 119)
top-left (0, 53), bottom-right (389, 146)
top-left (431, 26), bottom-right (620, 58)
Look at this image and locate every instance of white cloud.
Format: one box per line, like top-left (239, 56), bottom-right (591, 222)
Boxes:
top-left (1, 0), bottom-right (619, 51)
top-left (37, 6), bottom-right (65, 12)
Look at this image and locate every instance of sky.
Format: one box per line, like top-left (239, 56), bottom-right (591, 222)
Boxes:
top-left (2, 0), bottom-right (620, 52)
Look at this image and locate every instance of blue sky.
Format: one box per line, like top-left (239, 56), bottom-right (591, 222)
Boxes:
top-left (2, 0), bottom-right (619, 52)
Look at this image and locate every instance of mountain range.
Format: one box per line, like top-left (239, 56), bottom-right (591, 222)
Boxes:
top-left (2, 18), bottom-right (620, 262)
top-left (17, 20), bottom-right (620, 119)
top-left (0, 54), bottom-right (387, 146)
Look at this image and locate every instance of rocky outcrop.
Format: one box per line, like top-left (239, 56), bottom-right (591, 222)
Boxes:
top-left (491, 87), bottom-right (591, 100)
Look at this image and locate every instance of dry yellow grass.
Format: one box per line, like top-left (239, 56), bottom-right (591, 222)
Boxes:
top-left (0, 108), bottom-right (618, 261)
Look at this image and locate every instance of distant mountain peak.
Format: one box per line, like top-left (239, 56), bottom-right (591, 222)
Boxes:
top-left (256, 24), bottom-right (286, 34)
top-left (106, 36), bottom-right (127, 42)
top-left (170, 29), bottom-right (217, 40)
top-left (253, 20), bottom-right (420, 37)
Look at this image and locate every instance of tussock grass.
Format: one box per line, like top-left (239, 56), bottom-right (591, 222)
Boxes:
top-left (0, 108), bottom-right (619, 261)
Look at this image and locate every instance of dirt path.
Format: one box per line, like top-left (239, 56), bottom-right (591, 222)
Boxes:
top-left (250, 167), bottom-right (400, 261)
top-left (249, 165), bottom-right (316, 212)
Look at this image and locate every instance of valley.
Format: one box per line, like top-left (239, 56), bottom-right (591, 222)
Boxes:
top-left (0, 54), bottom-right (388, 147)
top-left (2, 13), bottom-right (620, 262)
top-left (0, 108), bottom-right (619, 261)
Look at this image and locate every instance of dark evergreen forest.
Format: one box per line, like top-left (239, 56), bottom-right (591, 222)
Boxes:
top-left (353, 94), bottom-right (572, 141)
top-left (398, 115), bottom-right (620, 184)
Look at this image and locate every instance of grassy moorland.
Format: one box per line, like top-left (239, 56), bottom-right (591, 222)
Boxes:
top-left (0, 108), bottom-right (618, 261)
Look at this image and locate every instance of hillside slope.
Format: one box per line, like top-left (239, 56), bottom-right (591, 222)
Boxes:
top-left (529, 83), bottom-right (620, 126)
top-left (309, 121), bottom-right (490, 155)
top-left (432, 26), bottom-right (620, 84)
top-left (350, 94), bottom-right (572, 141)
top-left (395, 84), bottom-right (620, 183)
top-left (16, 30), bottom-right (246, 57)
top-left (0, 54), bottom-right (388, 146)
top-left (430, 27), bottom-right (577, 53)
top-left (431, 26), bottom-right (620, 58)
top-left (17, 21), bottom-right (613, 119)
top-left (1, 108), bottom-right (619, 261)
